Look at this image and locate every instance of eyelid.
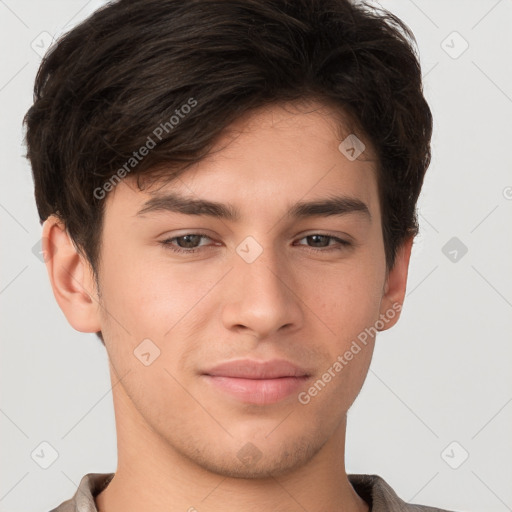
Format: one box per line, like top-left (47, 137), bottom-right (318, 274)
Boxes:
top-left (297, 229), bottom-right (354, 243)
top-left (294, 233), bottom-right (352, 249)
top-left (160, 228), bottom-right (353, 241)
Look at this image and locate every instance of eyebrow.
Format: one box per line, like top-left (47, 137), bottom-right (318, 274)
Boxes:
top-left (135, 192), bottom-right (371, 221)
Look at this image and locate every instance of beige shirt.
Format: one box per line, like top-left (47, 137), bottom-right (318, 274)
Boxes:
top-left (48, 472), bottom-right (457, 511)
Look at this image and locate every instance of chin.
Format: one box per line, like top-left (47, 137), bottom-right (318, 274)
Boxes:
top-left (180, 431), bottom-right (323, 480)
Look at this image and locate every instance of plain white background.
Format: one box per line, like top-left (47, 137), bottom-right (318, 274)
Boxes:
top-left (1, 1), bottom-right (511, 511)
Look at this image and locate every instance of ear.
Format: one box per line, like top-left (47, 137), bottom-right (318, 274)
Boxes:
top-left (41, 215), bottom-right (102, 333)
top-left (378, 236), bottom-right (414, 331)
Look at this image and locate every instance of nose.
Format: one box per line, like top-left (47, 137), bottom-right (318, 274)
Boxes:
top-left (221, 242), bottom-right (304, 340)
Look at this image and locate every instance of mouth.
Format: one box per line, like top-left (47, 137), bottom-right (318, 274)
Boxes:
top-left (201, 359), bottom-right (311, 405)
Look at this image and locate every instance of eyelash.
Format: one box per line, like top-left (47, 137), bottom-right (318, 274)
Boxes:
top-left (159, 233), bottom-right (352, 255)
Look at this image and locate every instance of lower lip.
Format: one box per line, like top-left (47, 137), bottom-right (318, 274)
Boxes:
top-left (203, 375), bottom-right (310, 405)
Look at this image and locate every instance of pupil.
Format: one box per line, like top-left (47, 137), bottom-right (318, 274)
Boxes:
top-left (309, 235), bottom-right (327, 247)
top-left (179, 235), bottom-right (200, 248)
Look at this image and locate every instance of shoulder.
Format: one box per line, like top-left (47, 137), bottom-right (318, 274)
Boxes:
top-left (348, 474), bottom-right (460, 512)
top-left (48, 473), bottom-right (114, 512)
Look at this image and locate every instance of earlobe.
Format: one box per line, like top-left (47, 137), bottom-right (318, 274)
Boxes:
top-left (378, 236), bottom-right (414, 331)
top-left (41, 215), bottom-right (102, 333)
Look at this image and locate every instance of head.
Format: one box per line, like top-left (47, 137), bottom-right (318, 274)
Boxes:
top-left (24, 0), bottom-right (431, 478)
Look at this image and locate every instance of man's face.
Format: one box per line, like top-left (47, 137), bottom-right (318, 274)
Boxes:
top-left (94, 101), bottom-right (393, 478)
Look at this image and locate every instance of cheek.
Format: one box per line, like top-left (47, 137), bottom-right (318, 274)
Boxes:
top-left (296, 265), bottom-right (383, 413)
top-left (99, 242), bottom-right (204, 329)
top-left (97, 248), bottom-right (224, 376)
top-left (307, 260), bottom-right (385, 342)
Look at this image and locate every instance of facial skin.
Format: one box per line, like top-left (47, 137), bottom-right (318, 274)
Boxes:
top-left (43, 101), bottom-right (412, 512)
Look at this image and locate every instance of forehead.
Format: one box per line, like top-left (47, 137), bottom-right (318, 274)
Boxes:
top-left (105, 100), bottom-right (379, 221)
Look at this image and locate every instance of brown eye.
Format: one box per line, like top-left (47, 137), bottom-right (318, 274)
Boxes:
top-left (160, 233), bottom-right (213, 254)
top-left (296, 234), bottom-right (351, 252)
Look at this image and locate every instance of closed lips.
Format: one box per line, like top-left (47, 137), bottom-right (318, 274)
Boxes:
top-left (203, 359), bottom-right (310, 379)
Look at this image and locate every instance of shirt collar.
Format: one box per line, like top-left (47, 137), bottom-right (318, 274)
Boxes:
top-left (50, 472), bottom-right (437, 512)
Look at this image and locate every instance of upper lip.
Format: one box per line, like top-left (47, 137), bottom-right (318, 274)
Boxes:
top-left (203, 359), bottom-right (310, 379)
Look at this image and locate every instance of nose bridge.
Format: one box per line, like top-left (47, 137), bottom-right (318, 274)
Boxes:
top-left (235, 235), bottom-right (289, 302)
top-left (222, 234), bottom-right (302, 337)
top-left (242, 248), bottom-right (283, 291)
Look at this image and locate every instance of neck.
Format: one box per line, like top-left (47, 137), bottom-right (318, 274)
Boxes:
top-left (96, 379), bottom-right (368, 512)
